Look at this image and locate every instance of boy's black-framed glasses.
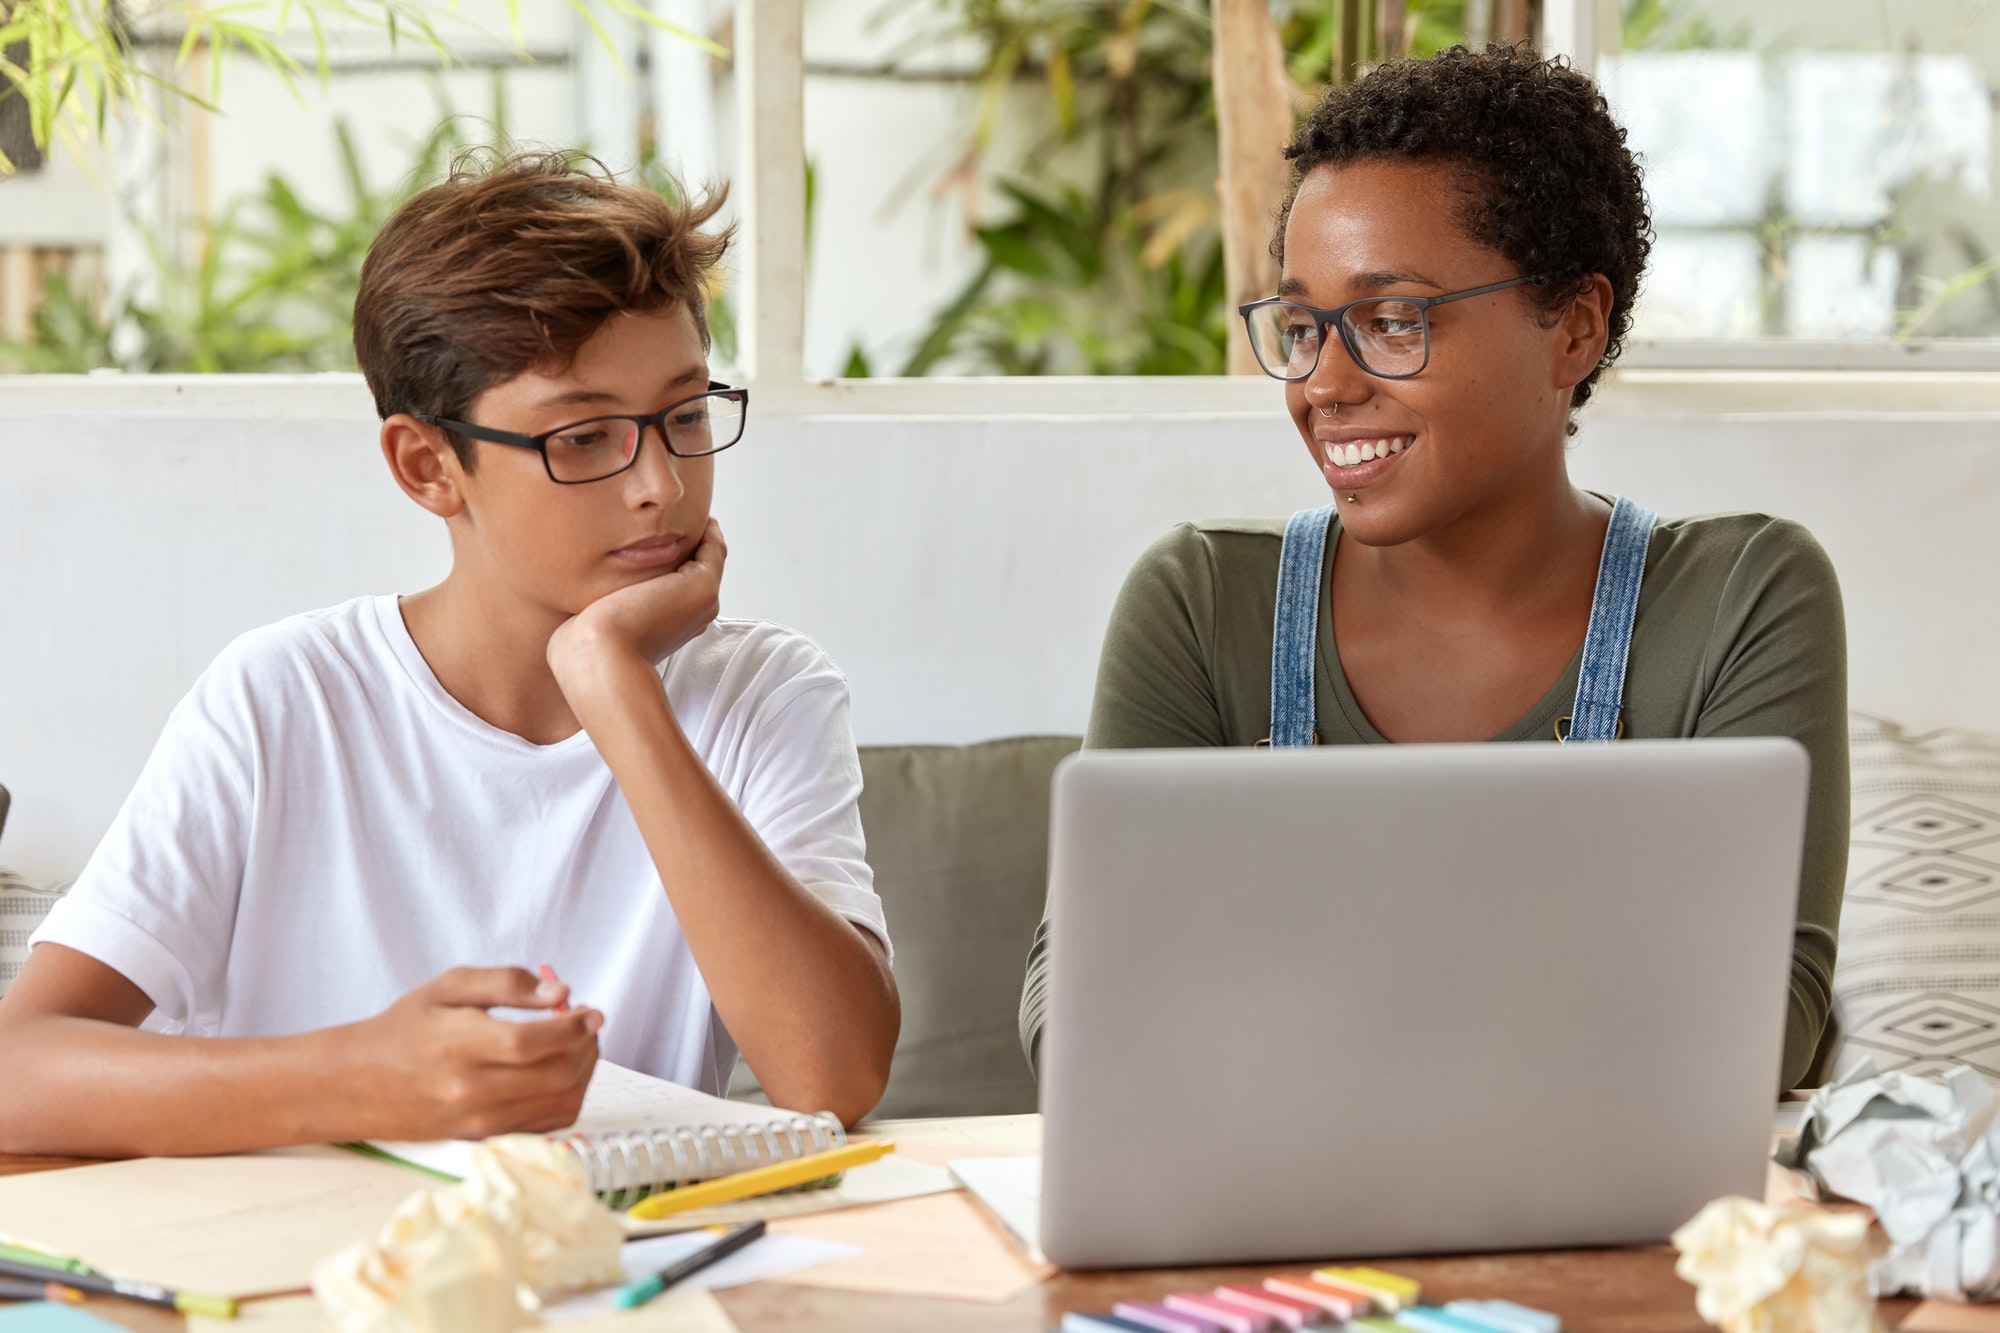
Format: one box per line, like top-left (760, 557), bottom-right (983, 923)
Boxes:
top-left (416, 382), bottom-right (749, 484)
top-left (1237, 276), bottom-right (1539, 381)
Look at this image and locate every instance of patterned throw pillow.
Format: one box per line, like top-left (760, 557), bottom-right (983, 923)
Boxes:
top-left (0, 873), bottom-right (66, 997)
top-left (1834, 714), bottom-right (2000, 1084)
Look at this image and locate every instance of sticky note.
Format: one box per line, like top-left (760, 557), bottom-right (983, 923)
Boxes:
top-left (1314, 1266), bottom-right (1417, 1312)
top-left (1167, 1292), bottom-right (1271, 1333)
top-left (1299, 1270), bottom-right (1385, 1310)
top-left (1063, 1314), bottom-right (1164, 1333)
top-left (1342, 1267), bottom-right (1423, 1302)
top-left (1212, 1283), bottom-right (1321, 1328)
top-left (0, 1306), bottom-right (129, 1333)
top-left (1444, 1301), bottom-right (1562, 1333)
top-left (1398, 1308), bottom-right (1502, 1333)
top-left (1115, 1301), bottom-right (1225, 1333)
top-left (1263, 1276), bottom-right (1368, 1319)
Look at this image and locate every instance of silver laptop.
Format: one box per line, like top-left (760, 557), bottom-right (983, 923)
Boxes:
top-left (1038, 739), bottom-right (1807, 1269)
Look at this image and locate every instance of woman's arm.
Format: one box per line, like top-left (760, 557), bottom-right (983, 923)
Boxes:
top-left (1688, 518), bottom-right (1849, 1089)
top-left (1020, 524), bottom-right (1232, 1072)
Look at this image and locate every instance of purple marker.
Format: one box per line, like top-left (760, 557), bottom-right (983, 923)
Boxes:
top-left (1113, 1301), bottom-right (1226, 1333)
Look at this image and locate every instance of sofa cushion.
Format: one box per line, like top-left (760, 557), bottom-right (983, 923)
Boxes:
top-left (0, 874), bottom-right (65, 998)
top-left (1833, 714), bottom-right (2000, 1084)
top-left (731, 735), bottom-right (1080, 1119)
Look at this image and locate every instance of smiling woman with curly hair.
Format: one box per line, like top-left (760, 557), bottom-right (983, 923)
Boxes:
top-left (1021, 44), bottom-right (1849, 1091)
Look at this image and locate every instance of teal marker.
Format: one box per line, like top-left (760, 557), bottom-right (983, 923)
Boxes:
top-left (614, 1220), bottom-right (766, 1310)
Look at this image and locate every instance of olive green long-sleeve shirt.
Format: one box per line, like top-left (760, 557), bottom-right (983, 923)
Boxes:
top-left (1020, 509), bottom-right (1849, 1090)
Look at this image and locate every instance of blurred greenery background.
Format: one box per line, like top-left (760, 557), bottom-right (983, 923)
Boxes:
top-left (6, 0), bottom-right (1997, 374)
top-left (0, 0), bottom-right (1477, 376)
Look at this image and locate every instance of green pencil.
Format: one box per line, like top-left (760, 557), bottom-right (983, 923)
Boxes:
top-left (0, 1243), bottom-right (91, 1276)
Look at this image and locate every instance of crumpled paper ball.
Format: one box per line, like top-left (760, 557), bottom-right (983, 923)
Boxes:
top-left (313, 1186), bottom-right (521, 1333)
top-left (1672, 1196), bottom-right (1874, 1333)
top-left (460, 1136), bottom-right (626, 1293)
top-left (314, 1134), bottom-right (625, 1333)
top-left (1776, 1059), bottom-right (2000, 1300)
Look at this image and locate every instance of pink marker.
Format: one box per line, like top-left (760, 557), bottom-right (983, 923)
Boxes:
top-left (538, 963), bottom-right (571, 1013)
top-left (1166, 1293), bottom-right (1271, 1333)
top-left (1263, 1277), bottom-right (1369, 1321)
top-left (1212, 1286), bottom-right (1318, 1329)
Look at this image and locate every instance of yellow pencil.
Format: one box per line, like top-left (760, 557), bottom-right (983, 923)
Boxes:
top-left (626, 1139), bottom-right (895, 1221)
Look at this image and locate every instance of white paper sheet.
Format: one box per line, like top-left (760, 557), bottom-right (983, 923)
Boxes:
top-left (537, 1231), bottom-right (861, 1323)
top-left (947, 1156), bottom-right (1044, 1262)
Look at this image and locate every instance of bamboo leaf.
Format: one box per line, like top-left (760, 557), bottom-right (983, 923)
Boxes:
top-left (1047, 42), bottom-right (1073, 134)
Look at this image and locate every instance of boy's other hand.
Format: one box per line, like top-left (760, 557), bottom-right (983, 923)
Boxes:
top-left (548, 517), bottom-right (726, 694)
top-left (346, 966), bottom-right (602, 1141)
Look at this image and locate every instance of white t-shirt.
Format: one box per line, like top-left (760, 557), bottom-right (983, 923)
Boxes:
top-left (33, 596), bottom-right (887, 1096)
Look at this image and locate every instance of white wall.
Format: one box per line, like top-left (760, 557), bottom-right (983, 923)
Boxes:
top-left (4, 384), bottom-right (1999, 881)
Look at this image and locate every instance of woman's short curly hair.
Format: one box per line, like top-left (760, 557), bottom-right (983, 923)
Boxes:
top-left (1275, 45), bottom-right (1651, 418)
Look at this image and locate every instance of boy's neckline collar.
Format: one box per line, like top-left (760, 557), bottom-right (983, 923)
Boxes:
top-left (372, 594), bottom-right (601, 758)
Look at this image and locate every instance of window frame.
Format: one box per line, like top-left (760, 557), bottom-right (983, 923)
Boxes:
top-left (6, 0), bottom-right (1998, 419)
top-left (733, 0), bottom-right (2000, 419)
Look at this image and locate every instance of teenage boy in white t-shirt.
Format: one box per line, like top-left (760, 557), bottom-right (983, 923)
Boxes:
top-left (0, 152), bottom-right (900, 1156)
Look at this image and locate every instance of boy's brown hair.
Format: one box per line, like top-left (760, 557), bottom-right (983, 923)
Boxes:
top-left (354, 148), bottom-right (730, 463)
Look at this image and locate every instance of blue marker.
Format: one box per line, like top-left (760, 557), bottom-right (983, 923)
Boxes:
top-left (1443, 1301), bottom-right (1563, 1333)
top-left (1398, 1308), bottom-right (1511, 1333)
top-left (1062, 1314), bottom-right (1171, 1333)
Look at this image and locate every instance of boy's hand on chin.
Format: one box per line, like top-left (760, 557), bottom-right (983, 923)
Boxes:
top-left (548, 518), bottom-right (726, 696)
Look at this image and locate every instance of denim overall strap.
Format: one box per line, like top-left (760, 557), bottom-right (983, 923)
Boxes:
top-left (1269, 504), bottom-right (1336, 747)
top-left (1565, 495), bottom-right (1658, 744)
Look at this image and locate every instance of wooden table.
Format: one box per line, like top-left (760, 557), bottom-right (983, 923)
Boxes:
top-left (0, 1149), bottom-right (1898, 1333)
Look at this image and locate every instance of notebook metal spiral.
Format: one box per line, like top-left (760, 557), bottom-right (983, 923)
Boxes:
top-left (557, 1112), bottom-right (846, 1209)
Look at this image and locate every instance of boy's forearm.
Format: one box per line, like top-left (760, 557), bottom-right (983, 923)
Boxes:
top-left (0, 1014), bottom-right (358, 1158)
top-left (567, 649), bottom-right (899, 1125)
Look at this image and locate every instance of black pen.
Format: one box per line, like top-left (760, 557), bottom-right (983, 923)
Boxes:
top-left (0, 1274), bottom-right (85, 1302)
top-left (613, 1219), bottom-right (767, 1309)
top-left (0, 1255), bottom-right (236, 1317)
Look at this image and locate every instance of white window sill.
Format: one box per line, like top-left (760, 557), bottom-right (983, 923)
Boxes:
top-left (4, 362), bottom-right (1999, 420)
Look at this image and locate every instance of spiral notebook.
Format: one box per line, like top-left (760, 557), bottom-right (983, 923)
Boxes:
top-left (365, 1060), bottom-right (845, 1206)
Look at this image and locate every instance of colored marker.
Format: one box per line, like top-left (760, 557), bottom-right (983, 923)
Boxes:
top-left (1343, 1268), bottom-right (1423, 1300)
top-left (0, 1256), bottom-right (234, 1318)
top-left (1444, 1301), bottom-right (1562, 1333)
top-left (1399, 1308), bottom-right (1503, 1333)
top-left (1299, 1271), bottom-right (1384, 1310)
top-left (1315, 1266), bottom-right (1420, 1311)
top-left (0, 1244), bottom-right (89, 1276)
top-left (1212, 1284), bottom-right (1322, 1328)
top-left (1114, 1301), bottom-right (1225, 1333)
top-left (1264, 1276), bottom-right (1369, 1319)
top-left (1064, 1315), bottom-right (1165, 1333)
top-left (614, 1220), bottom-right (764, 1309)
top-left (0, 1277), bottom-right (83, 1302)
top-left (1355, 1320), bottom-right (1410, 1333)
top-left (1168, 1292), bottom-right (1271, 1333)
top-left (538, 963), bottom-right (571, 1013)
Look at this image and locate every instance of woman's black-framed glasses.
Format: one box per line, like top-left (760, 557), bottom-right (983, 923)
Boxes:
top-left (416, 382), bottom-right (749, 484)
top-left (1237, 276), bottom-right (1538, 381)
